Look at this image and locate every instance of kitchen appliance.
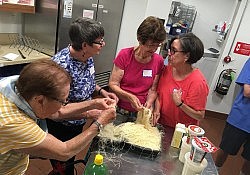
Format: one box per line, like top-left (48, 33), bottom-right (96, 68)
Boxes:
top-left (23, 0), bottom-right (125, 87)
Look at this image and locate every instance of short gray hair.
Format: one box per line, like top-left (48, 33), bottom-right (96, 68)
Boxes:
top-left (69, 17), bottom-right (104, 51)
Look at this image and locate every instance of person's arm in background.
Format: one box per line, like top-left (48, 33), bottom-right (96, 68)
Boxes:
top-left (95, 84), bottom-right (119, 103)
top-left (109, 64), bottom-right (143, 111)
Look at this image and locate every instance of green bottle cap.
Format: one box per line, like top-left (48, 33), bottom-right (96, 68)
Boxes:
top-left (94, 154), bottom-right (103, 165)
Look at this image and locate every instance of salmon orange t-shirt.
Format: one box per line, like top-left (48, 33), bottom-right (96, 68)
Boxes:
top-left (157, 65), bottom-right (209, 128)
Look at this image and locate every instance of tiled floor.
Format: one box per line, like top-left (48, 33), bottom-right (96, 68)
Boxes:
top-left (26, 111), bottom-right (243, 175)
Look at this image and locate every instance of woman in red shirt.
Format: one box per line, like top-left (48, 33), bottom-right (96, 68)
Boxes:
top-left (153, 33), bottom-right (209, 128)
top-left (109, 16), bottom-right (166, 123)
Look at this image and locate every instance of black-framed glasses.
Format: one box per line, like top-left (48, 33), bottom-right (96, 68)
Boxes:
top-left (168, 48), bottom-right (185, 55)
top-left (50, 97), bottom-right (69, 106)
top-left (92, 38), bottom-right (105, 46)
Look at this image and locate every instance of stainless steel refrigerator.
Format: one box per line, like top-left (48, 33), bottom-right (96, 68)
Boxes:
top-left (23, 0), bottom-right (125, 87)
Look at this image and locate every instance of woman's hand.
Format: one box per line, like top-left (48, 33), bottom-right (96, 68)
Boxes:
top-left (152, 97), bottom-right (161, 126)
top-left (129, 94), bottom-right (143, 111)
top-left (93, 98), bottom-right (117, 110)
top-left (101, 90), bottom-right (119, 103)
top-left (144, 102), bottom-right (151, 109)
top-left (85, 109), bottom-right (102, 120)
top-left (152, 111), bottom-right (160, 126)
top-left (97, 107), bottom-right (117, 126)
top-left (172, 88), bottom-right (183, 106)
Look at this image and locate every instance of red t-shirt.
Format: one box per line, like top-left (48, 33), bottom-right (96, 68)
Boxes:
top-left (157, 65), bottom-right (209, 128)
top-left (114, 47), bottom-right (164, 112)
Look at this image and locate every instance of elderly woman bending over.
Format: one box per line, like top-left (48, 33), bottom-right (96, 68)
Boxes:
top-left (0, 59), bottom-right (116, 175)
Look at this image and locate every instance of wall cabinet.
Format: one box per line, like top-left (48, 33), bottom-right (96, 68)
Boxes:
top-left (0, 1), bottom-right (35, 13)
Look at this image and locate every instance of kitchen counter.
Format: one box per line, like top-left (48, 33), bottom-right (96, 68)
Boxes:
top-left (0, 45), bottom-right (51, 67)
top-left (87, 126), bottom-right (218, 175)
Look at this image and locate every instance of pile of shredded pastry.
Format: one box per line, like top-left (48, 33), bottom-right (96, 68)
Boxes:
top-left (98, 108), bottom-right (162, 151)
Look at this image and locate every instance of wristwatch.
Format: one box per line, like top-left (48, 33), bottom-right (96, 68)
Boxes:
top-left (94, 120), bottom-right (104, 132)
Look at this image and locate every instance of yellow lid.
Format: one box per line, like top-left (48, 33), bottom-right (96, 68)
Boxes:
top-left (94, 154), bottom-right (103, 165)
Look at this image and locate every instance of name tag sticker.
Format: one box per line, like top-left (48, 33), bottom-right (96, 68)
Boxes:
top-left (143, 70), bottom-right (152, 77)
top-left (90, 66), bottom-right (95, 75)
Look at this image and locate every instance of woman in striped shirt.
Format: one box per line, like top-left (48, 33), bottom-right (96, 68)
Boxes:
top-left (0, 59), bottom-right (116, 175)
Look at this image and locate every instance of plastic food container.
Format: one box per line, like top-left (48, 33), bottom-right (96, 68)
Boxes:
top-left (181, 152), bottom-right (208, 175)
top-left (189, 136), bottom-right (218, 164)
top-left (187, 125), bottom-right (205, 144)
top-left (179, 136), bottom-right (191, 163)
top-left (190, 138), bottom-right (207, 163)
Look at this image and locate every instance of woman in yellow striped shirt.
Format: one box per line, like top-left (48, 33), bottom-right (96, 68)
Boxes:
top-left (0, 59), bottom-right (116, 175)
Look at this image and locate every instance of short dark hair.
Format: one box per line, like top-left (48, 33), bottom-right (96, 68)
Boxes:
top-left (16, 59), bottom-right (71, 100)
top-left (170, 33), bottom-right (204, 64)
top-left (69, 17), bottom-right (104, 51)
top-left (137, 16), bottom-right (166, 45)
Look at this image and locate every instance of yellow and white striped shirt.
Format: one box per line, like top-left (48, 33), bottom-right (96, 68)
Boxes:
top-left (0, 94), bottom-right (46, 175)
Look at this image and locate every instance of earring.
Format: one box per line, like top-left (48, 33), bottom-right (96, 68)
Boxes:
top-left (82, 51), bottom-right (85, 57)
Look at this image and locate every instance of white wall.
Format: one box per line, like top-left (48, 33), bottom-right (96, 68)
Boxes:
top-left (144, 0), bottom-right (171, 19)
top-left (116, 0), bottom-right (171, 54)
top-left (206, 0), bottom-right (250, 114)
top-left (0, 11), bottom-right (22, 33)
top-left (116, 0), bottom-right (236, 55)
top-left (115, 0), bottom-right (147, 53)
top-left (181, 0), bottom-right (236, 51)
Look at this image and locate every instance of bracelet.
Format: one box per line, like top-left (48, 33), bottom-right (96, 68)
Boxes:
top-left (93, 120), bottom-right (103, 132)
top-left (98, 88), bottom-right (103, 95)
top-left (177, 101), bottom-right (183, 107)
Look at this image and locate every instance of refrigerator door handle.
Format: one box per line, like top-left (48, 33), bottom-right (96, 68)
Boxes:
top-left (98, 4), bottom-right (104, 8)
top-left (92, 3), bottom-right (97, 7)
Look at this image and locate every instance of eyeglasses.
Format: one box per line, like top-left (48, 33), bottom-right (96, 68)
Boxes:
top-left (145, 43), bottom-right (162, 48)
top-left (50, 97), bottom-right (69, 106)
top-left (168, 48), bottom-right (185, 55)
top-left (92, 38), bottom-right (105, 46)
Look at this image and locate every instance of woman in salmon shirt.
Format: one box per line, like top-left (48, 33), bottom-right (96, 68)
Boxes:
top-left (152, 33), bottom-right (209, 128)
